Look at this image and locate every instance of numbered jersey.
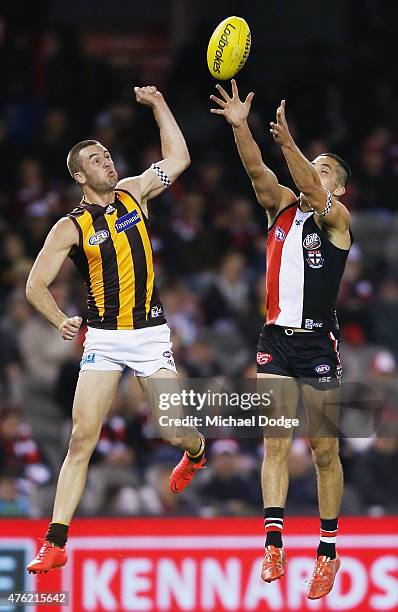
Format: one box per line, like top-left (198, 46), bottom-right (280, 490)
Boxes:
top-left (68, 189), bottom-right (165, 330)
top-left (266, 201), bottom-right (351, 332)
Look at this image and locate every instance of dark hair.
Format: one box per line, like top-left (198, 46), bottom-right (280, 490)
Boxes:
top-left (320, 153), bottom-right (351, 187)
top-left (67, 140), bottom-right (100, 178)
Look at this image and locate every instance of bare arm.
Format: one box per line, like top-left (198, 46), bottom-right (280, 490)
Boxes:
top-left (117, 85), bottom-right (190, 214)
top-left (210, 79), bottom-right (296, 211)
top-left (26, 218), bottom-right (82, 340)
top-left (270, 100), bottom-right (351, 232)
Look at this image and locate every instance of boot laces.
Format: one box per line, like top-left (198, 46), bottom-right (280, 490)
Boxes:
top-left (264, 546), bottom-right (281, 564)
top-left (313, 556), bottom-right (331, 581)
top-left (37, 540), bottom-right (52, 559)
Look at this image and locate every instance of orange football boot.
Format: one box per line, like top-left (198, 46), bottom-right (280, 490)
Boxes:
top-left (306, 555), bottom-right (341, 599)
top-left (261, 545), bottom-right (287, 582)
top-left (169, 441), bottom-right (206, 494)
top-left (27, 540), bottom-right (67, 574)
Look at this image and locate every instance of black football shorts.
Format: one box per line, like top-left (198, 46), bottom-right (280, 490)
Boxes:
top-left (256, 324), bottom-right (342, 389)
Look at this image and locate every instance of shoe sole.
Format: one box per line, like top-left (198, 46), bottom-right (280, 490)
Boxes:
top-left (27, 561), bottom-right (67, 574)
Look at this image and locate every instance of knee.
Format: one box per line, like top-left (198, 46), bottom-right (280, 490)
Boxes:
top-left (68, 426), bottom-right (99, 461)
top-left (310, 440), bottom-right (338, 470)
top-left (264, 438), bottom-right (291, 462)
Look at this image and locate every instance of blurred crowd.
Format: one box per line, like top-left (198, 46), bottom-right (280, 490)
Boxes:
top-left (0, 7), bottom-right (398, 519)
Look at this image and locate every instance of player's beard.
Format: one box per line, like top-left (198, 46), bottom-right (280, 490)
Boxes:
top-left (90, 172), bottom-right (118, 193)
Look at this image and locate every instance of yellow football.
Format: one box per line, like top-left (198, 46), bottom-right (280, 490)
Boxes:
top-left (207, 16), bottom-right (251, 80)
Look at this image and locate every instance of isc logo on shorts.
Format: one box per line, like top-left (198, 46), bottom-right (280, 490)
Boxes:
top-left (257, 352), bottom-right (273, 366)
top-left (88, 230), bottom-right (109, 246)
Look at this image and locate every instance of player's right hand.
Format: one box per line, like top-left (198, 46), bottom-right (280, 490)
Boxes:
top-left (210, 79), bottom-right (254, 127)
top-left (59, 316), bottom-right (82, 340)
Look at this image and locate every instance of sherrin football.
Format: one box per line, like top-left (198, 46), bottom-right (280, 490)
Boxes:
top-left (207, 16), bottom-right (251, 80)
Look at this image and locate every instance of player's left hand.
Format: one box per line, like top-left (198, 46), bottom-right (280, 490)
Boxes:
top-left (270, 100), bottom-right (292, 146)
top-left (134, 85), bottom-right (164, 108)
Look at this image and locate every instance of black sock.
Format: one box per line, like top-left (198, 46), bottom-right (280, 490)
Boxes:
top-left (45, 522), bottom-right (69, 548)
top-left (317, 517), bottom-right (338, 559)
top-left (186, 436), bottom-right (205, 464)
top-left (264, 507), bottom-right (284, 548)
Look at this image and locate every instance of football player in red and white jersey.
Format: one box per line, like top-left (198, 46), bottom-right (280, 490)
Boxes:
top-left (210, 79), bottom-right (351, 599)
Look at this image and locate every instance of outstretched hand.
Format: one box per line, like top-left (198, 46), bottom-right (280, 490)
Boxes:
top-left (134, 85), bottom-right (164, 108)
top-left (210, 79), bottom-right (254, 128)
top-left (270, 100), bottom-right (292, 146)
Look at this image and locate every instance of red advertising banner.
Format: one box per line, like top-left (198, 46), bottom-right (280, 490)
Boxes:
top-left (1, 517), bottom-right (397, 611)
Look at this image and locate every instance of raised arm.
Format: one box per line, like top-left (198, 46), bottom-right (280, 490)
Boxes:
top-left (270, 100), bottom-right (350, 233)
top-left (210, 79), bottom-right (296, 212)
top-left (26, 218), bottom-right (82, 340)
top-left (117, 86), bottom-right (190, 213)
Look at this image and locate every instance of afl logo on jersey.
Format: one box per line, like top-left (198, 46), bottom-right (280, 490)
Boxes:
top-left (274, 226), bottom-right (286, 242)
top-left (303, 233), bottom-right (321, 250)
top-left (88, 230), bottom-right (110, 246)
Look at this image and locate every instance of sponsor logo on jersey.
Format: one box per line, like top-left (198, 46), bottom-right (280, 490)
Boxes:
top-left (80, 353), bottom-right (96, 367)
top-left (318, 376), bottom-right (332, 383)
top-left (336, 365), bottom-right (343, 379)
top-left (315, 364), bottom-right (331, 374)
top-left (305, 319), bottom-right (324, 330)
top-left (151, 305), bottom-right (163, 318)
top-left (105, 204), bottom-right (116, 214)
top-left (257, 352), bottom-right (273, 366)
top-left (115, 209), bottom-right (141, 233)
top-left (306, 250), bottom-right (324, 268)
top-left (274, 226), bottom-right (286, 241)
top-left (303, 233), bottom-right (321, 250)
top-left (88, 230), bottom-right (110, 246)
top-left (163, 351), bottom-right (172, 358)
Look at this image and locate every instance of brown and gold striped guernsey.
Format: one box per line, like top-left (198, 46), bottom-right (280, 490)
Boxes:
top-left (67, 189), bottom-right (165, 330)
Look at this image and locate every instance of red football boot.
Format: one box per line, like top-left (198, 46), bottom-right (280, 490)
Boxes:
top-left (261, 545), bottom-right (287, 582)
top-left (169, 447), bottom-right (206, 494)
top-left (27, 540), bottom-right (67, 574)
top-left (306, 555), bottom-right (341, 599)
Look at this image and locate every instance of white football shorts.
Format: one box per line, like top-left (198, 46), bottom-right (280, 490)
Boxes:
top-left (80, 323), bottom-right (177, 377)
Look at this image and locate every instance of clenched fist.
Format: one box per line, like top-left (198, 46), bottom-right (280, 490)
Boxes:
top-left (59, 316), bottom-right (82, 340)
top-left (134, 85), bottom-right (164, 108)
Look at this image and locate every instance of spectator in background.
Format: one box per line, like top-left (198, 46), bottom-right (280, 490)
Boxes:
top-left (0, 476), bottom-right (33, 517)
top-left (165, 192), bottom-right (217, 281)
top-left (370, 278), bottom-right (398, 357)
top-left (285, 439), bottom-right (318, 515)
top-left (0, 407), bottom-right (52, 489)
top-left (13, 159), bottom-right (46, 221)
top-left (184, 337), bottom-right (222, 378)
top-left (351, 437), bottom-right (398, 515)
top-left (198, 439), bottom-right (260, 516)
top-left (35, 108), bottom-right (73, 181)
top-left (16, 283), bottom-right (76, 389)
top-left (213, 195), bottom-right (262, 263)
top-left (202, 251), bottom-right (251, 332)
top-left (161, 283), bottom-right (202, 346)
top-left (338, 245), bottom-right (373, 342)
